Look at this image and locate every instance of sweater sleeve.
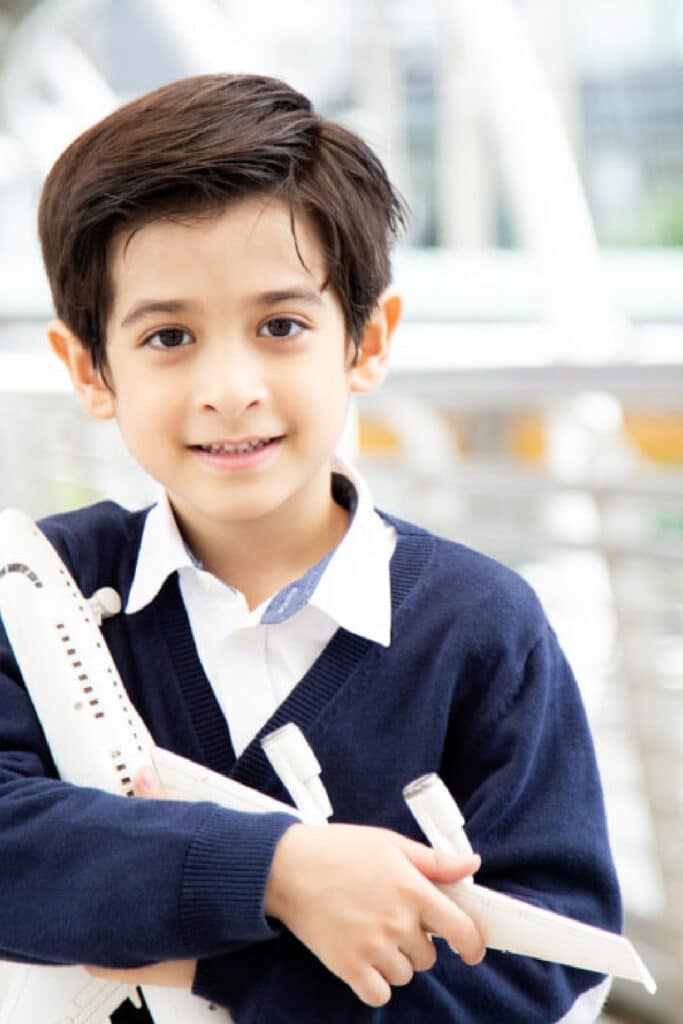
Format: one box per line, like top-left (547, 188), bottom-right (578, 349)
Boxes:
top-left (427, 616), bottom-right (623, 1022)
top-left (0, 618), bottom-right (297, 968)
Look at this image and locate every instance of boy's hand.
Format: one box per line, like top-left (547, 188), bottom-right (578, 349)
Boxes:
top-left (265, 823), bottom-right (484, 1007)
top-left (132, 765), bottom-right (168, 799)
top-left (85, 959), bottom-right (196, 988)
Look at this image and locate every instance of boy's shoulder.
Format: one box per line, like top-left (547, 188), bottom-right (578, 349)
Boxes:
top-left (37, 500), bottom-right (150, 601)
top-left (380, 509), bottom-right (547, 640)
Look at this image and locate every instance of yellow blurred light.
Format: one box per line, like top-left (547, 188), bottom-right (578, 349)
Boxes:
top-left (509, 413), bottom-right (547, 464)
top-left (357, 413), bottom-right (403, 455)
top-left (623, 414), bottom-right (683, 465)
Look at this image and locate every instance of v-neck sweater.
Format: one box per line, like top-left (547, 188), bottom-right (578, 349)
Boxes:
top-left (0, 500), bottom-right (621, 1022)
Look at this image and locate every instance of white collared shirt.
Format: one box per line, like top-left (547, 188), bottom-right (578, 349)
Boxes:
top-left (126, 460), bottom-right (396, 757)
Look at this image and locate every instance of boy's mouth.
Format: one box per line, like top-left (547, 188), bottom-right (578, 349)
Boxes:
top-left (190, 436), bottom-right (283, 455)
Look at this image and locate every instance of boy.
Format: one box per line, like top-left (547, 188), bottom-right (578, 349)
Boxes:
top-left (0, 74), bottom-right (620, 1021)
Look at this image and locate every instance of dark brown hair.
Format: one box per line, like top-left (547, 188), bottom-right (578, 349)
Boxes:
top-left (37, 73), bottom-right (407, 369)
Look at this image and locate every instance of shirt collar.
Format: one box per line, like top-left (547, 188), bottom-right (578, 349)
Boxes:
top-left (306, 459), bottom-right (393, 646)
top-left (125, 458), bottom-right (393, 646)
top-left (126, 488), bottom-right (196, 614)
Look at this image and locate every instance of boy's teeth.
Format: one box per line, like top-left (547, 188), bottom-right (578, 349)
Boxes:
top-left (204, 439), bottom-right (269, 454)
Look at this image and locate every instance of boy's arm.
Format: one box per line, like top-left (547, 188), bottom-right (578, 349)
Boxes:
top-left (256, 619), bottom-right (620, 1017)
top-left (449, 623), bottom-right (621, 921)
top-left (84, 767), bottom-right (483, 1003)
top-left (84, 832), bottom-right (482, 1004)
top-left (423, 619), bottom-right (623, 1020)
top-left (1, 625), bottom-right (482, 1002)
top-left (0, 629), bottom-right (297, 970)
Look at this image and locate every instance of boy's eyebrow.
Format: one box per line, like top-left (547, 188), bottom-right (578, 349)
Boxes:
top-left (255, 288), bottom-right (325, 308)
top-left (119, 290), bottom-right (324, 330)
top-left (119, 300), bottom-right (194, 330)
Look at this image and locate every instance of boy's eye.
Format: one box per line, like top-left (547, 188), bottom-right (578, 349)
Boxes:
top-left (258, 317), bottom-right (304, 339)
top-left (143, 328), bottom-right (193, 349)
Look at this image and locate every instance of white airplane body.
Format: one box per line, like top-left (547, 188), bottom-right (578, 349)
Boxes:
top-left (0, 508), bottom-right (655, 1024)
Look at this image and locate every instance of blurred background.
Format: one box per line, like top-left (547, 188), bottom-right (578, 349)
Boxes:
top-left (0, 1), bottom-right (682, 1020)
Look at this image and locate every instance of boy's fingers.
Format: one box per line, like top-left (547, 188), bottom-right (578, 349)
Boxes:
top-left (350, 965), bottom-right (392, 1008)
top-left (398, 930), bottom-right (437, 972)
top-left (400, 837), bottom-right (481, 884)
top-left (421, 890), bottom-right (486, 966)
top-left (132, 765), bottom-right (165, 798)
top-left (378, 949), bottom-right (414, 987)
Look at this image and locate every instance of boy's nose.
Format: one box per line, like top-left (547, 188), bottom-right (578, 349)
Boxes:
top-left (194, 346), bottom-right (267, 417)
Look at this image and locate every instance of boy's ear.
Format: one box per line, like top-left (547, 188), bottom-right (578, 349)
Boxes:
top-left (47, 320), bottom-right (115, 420)
top-left (349, 289), bottom-right (402, 393)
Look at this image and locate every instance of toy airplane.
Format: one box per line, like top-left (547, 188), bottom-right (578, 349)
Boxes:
top-left (0, 508), bottom-right (330, 1024)
top-left (0, 509), bottom-right (655, 1024)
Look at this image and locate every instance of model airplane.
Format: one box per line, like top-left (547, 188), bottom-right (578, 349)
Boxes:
top-left (0, 508), bottom-right (655, 1024)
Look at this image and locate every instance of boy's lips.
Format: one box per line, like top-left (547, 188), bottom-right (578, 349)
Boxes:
top-left (188, 435), bottom-right (285, 469)
top-left (190, 436), bottom-right (284, 455)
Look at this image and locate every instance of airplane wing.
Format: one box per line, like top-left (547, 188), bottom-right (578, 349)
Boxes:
top-left (443, 876), bottom-right (656, 990)
top-left (151, 740), bottom-right (328, 822)
top-left (404, 773), bottom-right (656, 993)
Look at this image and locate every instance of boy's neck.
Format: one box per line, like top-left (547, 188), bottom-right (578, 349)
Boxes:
top-left (169, 479), bottom-right (351, 611)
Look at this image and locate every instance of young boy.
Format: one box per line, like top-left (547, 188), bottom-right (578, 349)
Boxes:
top-left (0, 74), bottom-right (621, 1022)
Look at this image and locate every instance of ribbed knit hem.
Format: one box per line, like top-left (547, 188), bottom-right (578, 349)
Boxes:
top-left (181, 805), bottom-right (297, 950)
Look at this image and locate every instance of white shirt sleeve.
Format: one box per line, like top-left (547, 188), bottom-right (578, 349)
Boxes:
top-left (554, 978), bottom-right (612, 1024)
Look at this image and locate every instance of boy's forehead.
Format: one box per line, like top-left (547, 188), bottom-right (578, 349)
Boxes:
top-left (108, 198), bottom-right (329, 315)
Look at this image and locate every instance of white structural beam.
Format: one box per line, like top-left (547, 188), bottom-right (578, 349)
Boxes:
top-left (443, 0), bottom-right (629, 362)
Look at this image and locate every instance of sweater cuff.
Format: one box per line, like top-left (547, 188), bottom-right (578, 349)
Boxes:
top-left (181, 805), bottom-right (297, 951)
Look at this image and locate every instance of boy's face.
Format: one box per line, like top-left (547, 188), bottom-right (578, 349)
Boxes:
top-left (51, 198), bottom-right (398, 544)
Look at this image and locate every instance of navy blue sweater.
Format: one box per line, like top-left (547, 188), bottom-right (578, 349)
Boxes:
top-left (0, 501), bottom-right (621, 1022)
